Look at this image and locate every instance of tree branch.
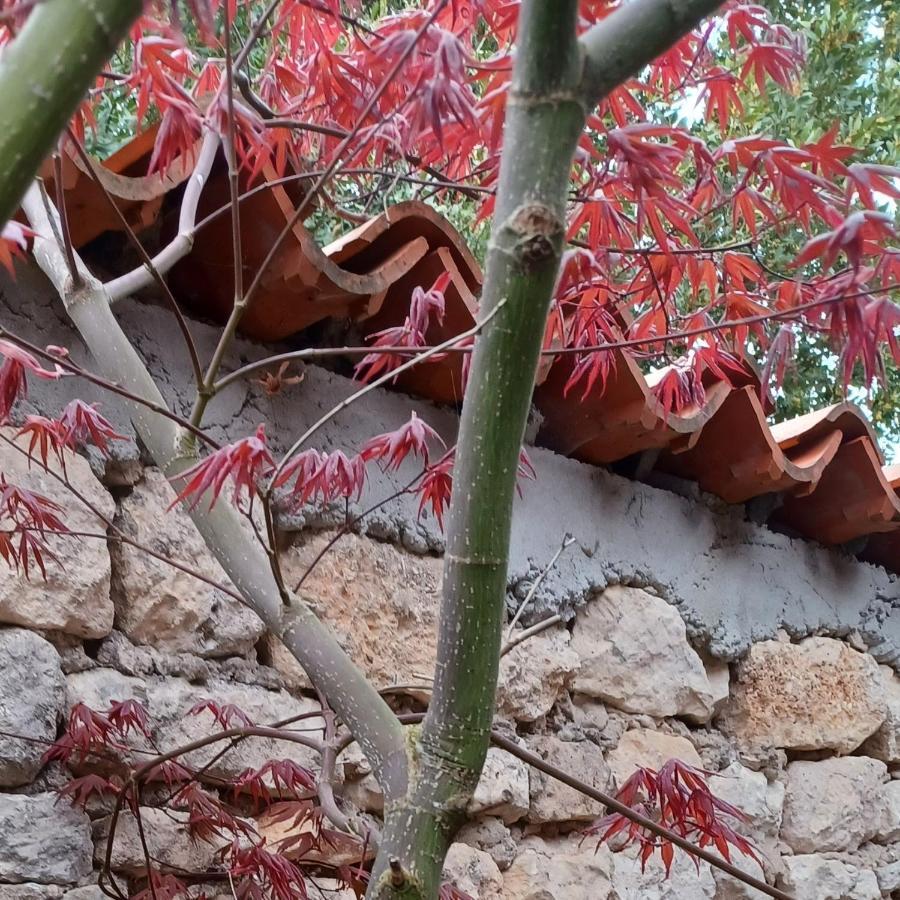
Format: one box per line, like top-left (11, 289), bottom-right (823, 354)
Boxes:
top-left (579, 0), bottom-right (725, 105)
top-left (22, 182), bottom-right (408, 805)
top-left (104, 129), bottom-right (221, 303)
top-left (368, 4), bottom-right (587, 898)
top-left (368, 0), bottom-right (734, 895)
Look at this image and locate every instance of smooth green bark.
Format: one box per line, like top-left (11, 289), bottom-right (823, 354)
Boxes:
top-left (367, 4), bottom-right (584, 897)
top-left (0, 0), bottom-right (142, 226)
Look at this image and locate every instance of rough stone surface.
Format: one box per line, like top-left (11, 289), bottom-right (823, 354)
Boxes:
top-left (469, 747), bottom-right (529, 824)
top-left (7, 273), bottom-right (900, 896)
top-left (0, 430), bottom-right (115, 638)
top-left (860, 664), bottom-right (900, 763)
top-left (778, 855), bottom-right (881, 900)
top-left (503, 836), bottom-right (615, 900)
top-left (281, 531), bottom-right (442, 691)
top-left (701, 653), bottom-right (731, 714)
top-left (877, 779), bottom-right (900, 843)
top-left (709, 762), bottom-right (784, 879)
top-left (457, 818), bottom-right (518, 871)
top-left (606, 728), bottom-right (702, 788)
top-left (0, 628), bottom-right (64, 787)
top-left (710, 856), bottom-right (770, 900)
top-left (0, 889), bottom-right (105, 900)
top-left (260, 633), bottom-right (311, 692)
top-left (94, 808), bottom-right (220, 875)
top-left (66, 668), bottom-right (322, 779)
top-left (781, 757), bottom-right (888, 852)
top-left (710, 762), bottom-right (784, 844)
top-left (526, 736), bottom-right (610, 823)
top-left (877, 860), bottom-right (900, 893)
top-left (496, 626), bottom-right (579, 722)
top-left (611, 847), bottom-right (716, 898)
top-left (719, 638), bottom-right (886, 753)
top-left (5, 282), bottom-right (900, 664)
top-left (442, 844), bottom-right (504, 899)
top-left (111, 469), bottom-right (265, 657)
top-left (572, 586), bottom-right (718, 721)
top-left (0, 793), bottom-right (93, 884)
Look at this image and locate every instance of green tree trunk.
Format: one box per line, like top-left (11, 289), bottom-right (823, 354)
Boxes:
top-left (0, 0), bottom-right (142, 226)
top-left (366, 4), bottom-right (585, 897)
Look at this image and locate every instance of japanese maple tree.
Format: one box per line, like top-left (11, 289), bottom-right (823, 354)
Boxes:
top-left (0, 1), bottom-right (896, 899)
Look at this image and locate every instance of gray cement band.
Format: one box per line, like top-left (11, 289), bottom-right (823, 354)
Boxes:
top-left (3, 266), bottom-right (898, 665)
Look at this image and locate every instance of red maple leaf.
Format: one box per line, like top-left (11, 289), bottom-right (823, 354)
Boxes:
top-left (171, 425), bottom-right (274, 511)
top-left (361, 412), bottom-right (445, 471)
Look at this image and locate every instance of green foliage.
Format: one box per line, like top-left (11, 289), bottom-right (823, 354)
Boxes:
top-left (758, 0), bottom-right (900, 457)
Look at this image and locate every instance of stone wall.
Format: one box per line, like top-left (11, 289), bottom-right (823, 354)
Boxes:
top-left (2, 268), bottom-right (900, 898)
top-left (3, 448), bottom-right (900, 898)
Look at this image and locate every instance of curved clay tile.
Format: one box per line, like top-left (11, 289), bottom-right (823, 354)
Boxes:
top-left (770, 401), bottom-right (886, 465)
top-left (169, 165), bottom-right (482, 341)
top-left (324, 200), bottom-right (482, 296)
top-left (354, 247), bottom-right (478, 407)
top-left (860, 465), bottom-right (900, 571)
top-left (658, 387), bottom-right (842, 504)
top-left (774, 437), bottom-right (900, 545)
top-left (534, 352), bottom-right (732, 465)
top-left (40, 126), bottom-right (197, 249)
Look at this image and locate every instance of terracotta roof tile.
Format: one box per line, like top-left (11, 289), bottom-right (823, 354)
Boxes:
top-left (44, 132), bottom-right (899, 576)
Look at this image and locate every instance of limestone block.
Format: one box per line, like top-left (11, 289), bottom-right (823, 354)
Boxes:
top-left (860, 665), bottom-right (900, 763)
top-left (66, 669), bottom-right (322, 780)
top-left (469, 746), bottom-right (529, 824)
top-left (111, 469), bottom-right (264, 657)
top-left (711, 856), bottom-right (770, 899)
top-left (0, 628), bottom-right (64, 786)
top-left (457, 817), bottom-right (518, 871)
top-left (606, 728), bottom-right (702, 788)
top-left (781, 757), bottom-right (887, 853)
top-left (876, 778), bottom-right (900, 843)
top-left (0, 429), bottom-right (114, 638)
top-left (778, 855), bottom-right (880, 900)
top-left (572, 586), bottom-right (718, 721)
top-left (442, 844), bottom-right (504, 899)
top-left (281, 531), bottom-right (442, 691)
top-left (497, 626), bottom-right (579, 722)
top-left (0, 793), bottom-right (93, 884)
top-left (610, 844), bottom-right (716, 898)
top-left (710, 762), bottom-right (784, 842)
top-left (503, 836), bottom-right (616, 900)
top-left (94, 808), bottom-right (220, 875)
top-left (719, 638), bottom-right (886, 753)
top-left (526, 735), bottom-right (610, 823)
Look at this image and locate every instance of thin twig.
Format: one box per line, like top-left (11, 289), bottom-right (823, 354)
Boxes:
top-left (268, 297), bottom-right (504, 493)
top-left (192, 0), bottom-right (451, 428)
top-left (52, 151), bottom-right (82, 289)
top-left (504, 534), bottom-right (575, 644)
top-left (190, 6), bottom-right (246, 427)
top-left (233, 0), bottom-right (282, 70)
top-left (500, 614), bottom-right (563, 657)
